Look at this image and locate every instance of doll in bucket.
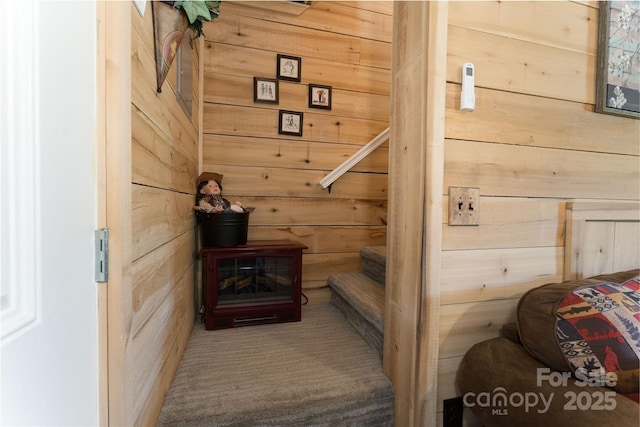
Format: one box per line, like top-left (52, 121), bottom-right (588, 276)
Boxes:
top-left (195, 172), bottom-right (246, 213)
top-left (195, 172), bottom-right (252, 247)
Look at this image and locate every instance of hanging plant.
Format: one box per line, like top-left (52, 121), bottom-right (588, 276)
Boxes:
top-left (168, 0), bottom-right (221, 38)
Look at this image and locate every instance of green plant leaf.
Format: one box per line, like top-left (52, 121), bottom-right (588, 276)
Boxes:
top-left (171, 0), bottom-right (221, 38)
top-left (178, 0), bottom-right (212, 24)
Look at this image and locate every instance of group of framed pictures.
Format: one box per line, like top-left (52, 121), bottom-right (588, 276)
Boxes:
top-left (253, 54), bottom-right (333, 137)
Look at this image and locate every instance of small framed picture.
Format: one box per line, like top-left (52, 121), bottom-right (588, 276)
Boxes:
top-left (277, 54), bottom-right (301, 82)
top-left (254, 77), bottom-right (279, 104)
top-left (278, 110), bottom-right (303, 136)
top-left (308, 84), bottom-right (332, 110)
top-left (595, 1), bottom-right (640, 118)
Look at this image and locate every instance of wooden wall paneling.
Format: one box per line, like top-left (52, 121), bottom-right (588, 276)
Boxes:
top-left (358, 38), bottom-right (393, 69)
top-left (436, 357), bottom-right (483, 426)
top-left (566, 200), bottom-right (640, 220)
top-left (203, 135), bottom-right (388, 172)
top-left (204, 43), bottom-right (391, 95)
top-left (131, 8), bottom-right (171, 92)
top-left (302, 252), bottom-right (363, 282)
top-left (247, 225), bottom-right (386, 253)
top-left (221, 0), bottom-right (310, 18)
top-left (201, 164), bottom-right (388, 200)
top-left (575, 221), bottom-right (617, 278)
top-left (564, 201), bottom-right (640, 279)
top-left (277, 1), bottom-right (392, 42)
top-left (303, 282), bottom-right (333, 291)
top-left (130, 265), bottom-right (194, 425)
top-left (301, 287), bottom-right (331, 304)
top-left (131, 185), bottom-right (196, 261)
top-left (439, 298), bottom-right (519, 359)
top-left (444, 139), bottom-right (640, 200)
top-left (127, 2), bottom-right (202, 424)
top-left (131, 8), bottom-right (199, 154)
top-left (441, 246), bottom-right (564, 305)
top-left (206, 13), bottom-right (361, 64)
top-left (437, 356), bottom-right (465, 411)
top-left (446, 26), bottom-right (595, 104)
top-left (222, 1), bottom-right (392, 43)
top-left (131, 26), bottom-right (198, 157)
top-left (437, 356), bottom-right (462, 409)
top-left (235, 197), bottom-right (387, 226)
top-left (203, 103), bottom-right (388, 144)
top-left (131, 0), bottom-right (187, 95)
top-left (191, 38), bottom-right (201, 131)
top-left (132, 108), bottom-right (197, 193)
top-left (131, 232), bottom-right (196, 337)
top-left (445, 84), bottom-right (640, 156)
top-left (203, 74), bottom-right (390, 122)
top-left (134, 307), bottom-right (193, 427)
top-left (572, 1), bottom-right (599, 9)
top-left (449, 1), bottom-right (597, 55)
top-left (334, 1), bottom-right (394, 16)
top-left (442, 196), bottom-right (564, 250)
top-left (204, 72), bottom-right (292, 105)
top-left (613, 222), bottom-right (640, 272)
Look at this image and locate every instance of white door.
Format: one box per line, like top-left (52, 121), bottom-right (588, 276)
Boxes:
top-left (1, 1), bottom-right (99, 425)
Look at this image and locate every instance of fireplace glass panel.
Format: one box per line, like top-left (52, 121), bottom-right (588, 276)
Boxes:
top-left (217, 256), bottom-right (294, 305)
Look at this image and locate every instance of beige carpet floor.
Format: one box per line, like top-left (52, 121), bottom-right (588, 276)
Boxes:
top-left (157, 303), bottom-right (394, 426)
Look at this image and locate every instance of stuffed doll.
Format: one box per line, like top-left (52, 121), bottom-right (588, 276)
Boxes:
top-left (196, 175), bottom-right (245, 214)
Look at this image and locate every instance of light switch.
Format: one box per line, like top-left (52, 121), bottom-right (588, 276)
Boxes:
top-left (448, 187), bottom-right (480, 226)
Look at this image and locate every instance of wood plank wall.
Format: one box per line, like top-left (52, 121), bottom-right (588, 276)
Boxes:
top-left (129, 3), bottom-right (200, 425)
top-left (438, 1), bottom-right (639, 425)
top-left (201, 1), bottom-right (392, 300)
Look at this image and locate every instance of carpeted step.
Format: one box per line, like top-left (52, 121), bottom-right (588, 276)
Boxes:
top-left (157, 304), bottom-right (394, 426)
top-left (328, 272), bottom-right (385, 356)
top-left (360, 246), bottom-right (386, 284)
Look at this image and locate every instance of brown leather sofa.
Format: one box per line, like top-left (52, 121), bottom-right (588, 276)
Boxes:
top-left (456, 270), bottom-right (640, 427)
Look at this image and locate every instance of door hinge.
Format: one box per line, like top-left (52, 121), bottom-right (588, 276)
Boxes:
top-left (95, 228), bottom-right (109, 282)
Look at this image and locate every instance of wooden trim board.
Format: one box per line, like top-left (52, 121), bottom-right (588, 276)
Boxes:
top-left (564, 200), bottom-right (640, 280)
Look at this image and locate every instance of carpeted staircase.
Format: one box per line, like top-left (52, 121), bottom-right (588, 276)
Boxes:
top-left (328, 246), bottom-right (387, 357)
top-left (157, 246), bottom-right (394, 426)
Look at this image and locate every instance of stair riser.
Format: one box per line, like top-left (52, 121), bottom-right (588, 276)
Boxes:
top-left (360, 246), bottom-right (387, 285)
top-left (362, 258), bottom-right (386, 284)
top-left (330, 290), bottom-right (383, 357)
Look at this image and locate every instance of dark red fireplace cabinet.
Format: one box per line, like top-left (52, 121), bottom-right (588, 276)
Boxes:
top-left (201, 240), bottom-right (306, 330)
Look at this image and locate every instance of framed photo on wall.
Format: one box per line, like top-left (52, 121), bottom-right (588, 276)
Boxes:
top-left (278, 110), bottom-right (303, 136)
top-left (254, 77), bottom-right (279, 104)
top-left (308, 84), bottom-right (332, 110)
top-left (277, 54), bottom-right (301, 82)
top-left (596, 1), bottom-right (639, 118)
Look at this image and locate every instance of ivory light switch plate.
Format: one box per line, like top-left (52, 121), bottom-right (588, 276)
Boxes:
top-left (448, 187), bottom-right (480, 226)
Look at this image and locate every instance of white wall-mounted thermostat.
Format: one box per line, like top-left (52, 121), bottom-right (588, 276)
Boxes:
top-left (460, 62), bottom-right (475, 111)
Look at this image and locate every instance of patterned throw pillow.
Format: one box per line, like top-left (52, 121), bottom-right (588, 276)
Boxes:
top-left (555, 276), bottom-right (640, 401)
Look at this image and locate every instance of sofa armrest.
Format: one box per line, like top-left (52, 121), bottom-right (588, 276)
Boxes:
top-left (500, 322), bottom-right (520, 344)
top-left (456, 337), bottom-right (638, 427)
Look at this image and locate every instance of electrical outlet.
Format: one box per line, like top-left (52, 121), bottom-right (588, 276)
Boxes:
top-left (443, 397), bottom-right (464, 427)
top-left (448, 187), bottom-right (480, 226)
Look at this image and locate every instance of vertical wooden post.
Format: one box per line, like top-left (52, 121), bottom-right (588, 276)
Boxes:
top-left (101, 1), bottom-right (133, 425)
top-left (96, 2), bottom-right (108, 425)
top-left (385, 2), bottom-right (448, 425)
